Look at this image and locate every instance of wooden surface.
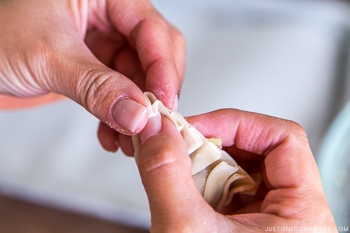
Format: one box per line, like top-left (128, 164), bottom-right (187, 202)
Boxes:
top-left (0, 194), bottom-right (149, 233)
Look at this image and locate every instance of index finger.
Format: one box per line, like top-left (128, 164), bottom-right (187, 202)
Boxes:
top-left (186, 109), bottom-right (320, 190)
top-left (107, 0), bottom-right (185, 108)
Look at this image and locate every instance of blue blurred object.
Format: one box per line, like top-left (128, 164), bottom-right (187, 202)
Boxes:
top-left (318, 100), bottom-right (350, 228)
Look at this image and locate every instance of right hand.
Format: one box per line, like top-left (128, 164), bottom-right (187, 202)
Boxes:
top-left (136, 109), bottom-right (337, 233)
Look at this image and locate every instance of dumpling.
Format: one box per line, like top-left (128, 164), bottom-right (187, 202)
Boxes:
top-left (133, 92), bottom-right (260, 211)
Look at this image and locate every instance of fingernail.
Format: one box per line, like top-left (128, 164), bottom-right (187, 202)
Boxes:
top-left (139, 113), bottom-right (162, 143)
top-left (112, 98), bottom-right (148, 133)
top-left (172, 94), bottom-right (179, 111)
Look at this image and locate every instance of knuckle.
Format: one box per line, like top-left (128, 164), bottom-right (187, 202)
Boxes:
top-left (172, 27), bottom-right (186, 47)
top-left (286, 120), bottom-right (307, 138)
top-left (76, 69), bottom-right (116, 114)
top-left (139, 143), bottom-right (178, 174)
top-left (282, 119), bottom-right (309, 147)
top-left (150, 10), bottom-right (169, 28)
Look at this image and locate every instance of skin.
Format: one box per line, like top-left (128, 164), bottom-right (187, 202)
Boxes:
top-left (136, 109), bottom-right (337, 233)
top-left (0, 0), bottom-right (185, 153)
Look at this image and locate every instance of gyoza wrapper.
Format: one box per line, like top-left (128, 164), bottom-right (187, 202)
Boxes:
top-left (133, 92), bottom-right (260, 211)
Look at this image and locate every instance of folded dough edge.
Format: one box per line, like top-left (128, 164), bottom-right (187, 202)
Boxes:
top-left (133, 92), bottom-right (261, 211)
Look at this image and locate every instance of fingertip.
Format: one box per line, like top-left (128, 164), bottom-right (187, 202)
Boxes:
top-left (172, 94), bottom-right (179, 111)
top-left (118, 134), bottom-right (135, 157)
top-left (111, 97), bottom-right (149, 134)
top-left (139, 112), bottom-right (162, 143)
top-left (97, 121), bottom-right (119, 152)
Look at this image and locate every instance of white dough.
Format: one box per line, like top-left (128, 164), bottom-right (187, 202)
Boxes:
top-left (133, 92), bottom-right (260, 211)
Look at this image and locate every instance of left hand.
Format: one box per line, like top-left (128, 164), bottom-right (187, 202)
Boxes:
top-left (0, 0), bottom-right (185, 155)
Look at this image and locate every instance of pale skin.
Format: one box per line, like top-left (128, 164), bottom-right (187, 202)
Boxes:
top-left (137, 109), bottom-right (337, 233)
top-left (0, 0), bottom-right (185, 154)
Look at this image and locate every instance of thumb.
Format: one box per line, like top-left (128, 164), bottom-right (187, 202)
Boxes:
top-left (136, 116), bottom-right (217, 232)
top-left (42, 41), bottom-right (150, 135)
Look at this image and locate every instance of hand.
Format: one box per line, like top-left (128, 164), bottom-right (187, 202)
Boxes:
top-left (0, 0), bottom-right (185, 154)
top-left (136, 109), bottom-right (337, 233)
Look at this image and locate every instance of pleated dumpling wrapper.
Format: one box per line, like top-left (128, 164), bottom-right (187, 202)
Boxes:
top-left (133, 92), bottom-right (261, 211)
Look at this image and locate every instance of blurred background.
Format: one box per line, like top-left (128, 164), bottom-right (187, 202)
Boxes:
top-left (0, 0), bottom-right (349, 232)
